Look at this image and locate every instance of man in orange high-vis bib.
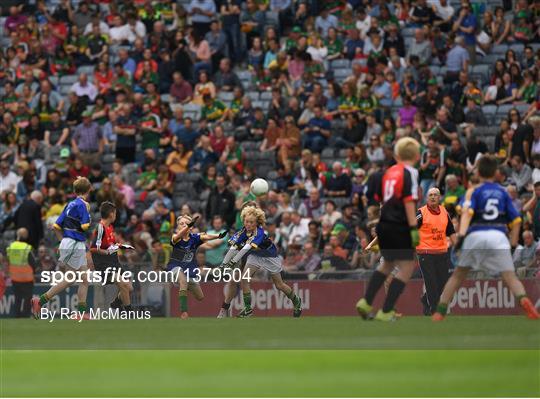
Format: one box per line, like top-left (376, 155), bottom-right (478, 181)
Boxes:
top-left (416, 188), bottom-right (457, 315)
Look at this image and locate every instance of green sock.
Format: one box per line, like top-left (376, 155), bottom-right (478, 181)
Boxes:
top-left (179, 290), bottom-right (188, 312)
top-left (287, 291), bottom-right (300, 307)
top-left (78, 302), bottom-right (87, 312)
top-left (243, 292), bottom-right (252, 311)
top-left (39, 294), bottom-right (49, 306)
top-left (436, 303), bottom-right (448, 315)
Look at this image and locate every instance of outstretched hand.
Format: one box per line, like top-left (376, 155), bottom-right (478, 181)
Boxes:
top-left (187, 216), bottom-right (199, 228)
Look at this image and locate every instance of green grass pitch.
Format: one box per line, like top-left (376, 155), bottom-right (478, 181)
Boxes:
top-left (1, 316), bottom-right (539, 397)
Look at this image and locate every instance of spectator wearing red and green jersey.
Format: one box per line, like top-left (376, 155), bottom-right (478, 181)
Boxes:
top-left (140, 103), bottom-right (163, 155)
top-left (49, 48), bottom-right (76, 77)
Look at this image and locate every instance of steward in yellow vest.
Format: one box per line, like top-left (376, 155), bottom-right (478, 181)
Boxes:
top-left (6, 228), bottom-right (36, 317)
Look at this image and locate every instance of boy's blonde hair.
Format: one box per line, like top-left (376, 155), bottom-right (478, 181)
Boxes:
top-left (394, 137), bottom-right (420, 162)
top-left (73, 176), bottom-right (92, 195)
top-left (177, 214), bottom-right (193, 225)
top-left (241, 206), bottom-right (266, 226)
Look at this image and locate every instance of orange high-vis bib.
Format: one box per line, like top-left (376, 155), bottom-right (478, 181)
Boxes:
top-left (417, 205), bottom-right (449, 253)
top-left (8, 264), bottom-right (34, 282)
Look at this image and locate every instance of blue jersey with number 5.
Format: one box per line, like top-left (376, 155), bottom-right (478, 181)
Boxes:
top-left (468, 182), bottom-right (520, 233)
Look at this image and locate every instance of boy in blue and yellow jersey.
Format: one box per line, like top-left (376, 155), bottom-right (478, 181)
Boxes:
top-left (226, 206), bottom-right (302, 318)
top-left (433, 155), bottom-right (539, 321)
top-left (216, 201), bottom-right (257, 318)
top-left (31, 177), bottom-right (93, 319)
top-left (167, 214), bottom-right (226, 319)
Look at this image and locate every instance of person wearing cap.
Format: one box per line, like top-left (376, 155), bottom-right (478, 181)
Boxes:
top-left (284, 26), bottom-right (302, 52)
top-left (71, 110), bottom-right (104, 166)
top-left (416, 187), bottom-right (457, 315)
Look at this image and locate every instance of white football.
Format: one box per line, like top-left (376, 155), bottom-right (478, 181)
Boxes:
top-left (250, 178), bottom-right (269, 196)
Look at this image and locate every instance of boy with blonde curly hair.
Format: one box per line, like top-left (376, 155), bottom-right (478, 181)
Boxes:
top-left (224, 205), bottom-right (302, 318)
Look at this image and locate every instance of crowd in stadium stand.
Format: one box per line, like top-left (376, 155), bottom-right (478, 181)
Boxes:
top-left (0, 0), bottom-right (539, 281)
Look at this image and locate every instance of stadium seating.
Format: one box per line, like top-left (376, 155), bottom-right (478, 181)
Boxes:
top-left (0, 0), bottom-right (538, 282)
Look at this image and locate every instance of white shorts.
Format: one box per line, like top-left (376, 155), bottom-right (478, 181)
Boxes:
top-left (58, 238), bottom-right (87, 270)
top-left (457, 230), bottom-right (514, 273)
top-left (246, 254), bottom-right (283, 274)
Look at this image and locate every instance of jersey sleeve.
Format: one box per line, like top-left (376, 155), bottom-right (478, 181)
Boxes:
top-left (402, 167), bottom-right (419, 203)
top-left (468, 188), bottom-right (479, 215)
top-left (371, 173), bottom-right (383, 203)
top-left (94, 223), bottom-right (104, 250)
top-left (54, 205), bottom-right (67, 230)
top-left (416, 209), bottom-right (423, 228)
top-left (79, 201), bottom-right (91, 231)
top-left (192, 233), bottom-right (203, 248)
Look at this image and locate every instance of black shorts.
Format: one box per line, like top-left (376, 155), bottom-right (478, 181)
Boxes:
top-left (91, 253), bottom-right (123, 285)
top-left (376, 221), bottom-right (415, 261)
